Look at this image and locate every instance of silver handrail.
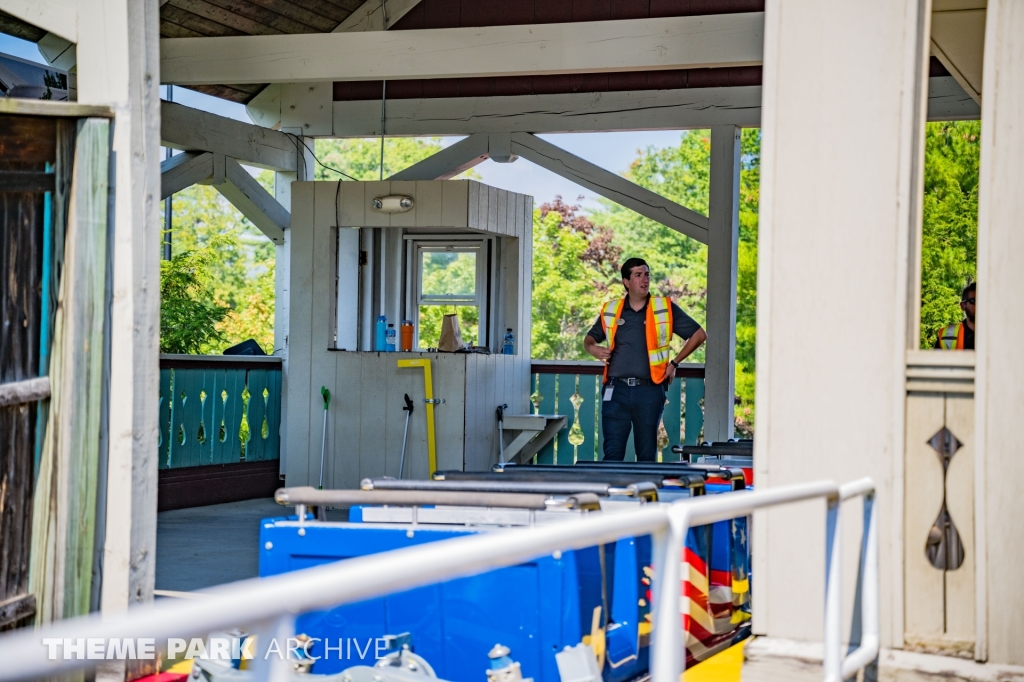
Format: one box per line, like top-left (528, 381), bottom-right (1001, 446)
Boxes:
top-left (0, 478), bottom-right (877, 682)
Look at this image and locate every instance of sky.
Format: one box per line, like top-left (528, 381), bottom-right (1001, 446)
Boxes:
top-left (0, 33), bottom-right (686, 209)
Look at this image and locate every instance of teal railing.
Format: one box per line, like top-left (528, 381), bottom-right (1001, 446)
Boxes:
top-left (158, 355), bottom-right (282, 470)
top-left (530, 360), bottom-right (705, 464)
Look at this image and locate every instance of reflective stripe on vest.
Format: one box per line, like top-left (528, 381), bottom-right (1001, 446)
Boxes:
top-left (599, 296), bottom-right (674, 383)
top-left (938, 323), bottom-right (965, 350)
top-left (647, 296), bottom-right (673, 382)
top-left (601, 298), bottom-right (625, 349)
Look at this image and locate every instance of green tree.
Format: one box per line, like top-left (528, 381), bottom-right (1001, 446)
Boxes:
top-left (165, 184), bottom-right (277, 353)
top-left (159, 239), bottom-right (231, 354)
top-left (531, 198), bottom-right (621, 360)
top-left (920, 121), bottom-right (980, 348)
top-left (418, 252), bottom-right (480, 348)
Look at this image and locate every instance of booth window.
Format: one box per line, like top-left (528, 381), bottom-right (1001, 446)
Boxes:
top-left (412, 241), bottom-right (488, 349)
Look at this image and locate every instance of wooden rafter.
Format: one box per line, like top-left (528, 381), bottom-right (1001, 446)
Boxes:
top-left (387, 132), bottom-right (708, 242)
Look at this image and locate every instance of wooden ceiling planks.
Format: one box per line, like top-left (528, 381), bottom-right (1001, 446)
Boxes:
top-left (166, 0), bottom-right (286, 36)
top-left (393, 0), bottom-right (764, 30)
top-left (159, 0), bottom-right (360, 103)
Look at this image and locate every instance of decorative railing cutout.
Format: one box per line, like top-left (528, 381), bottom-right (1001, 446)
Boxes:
top-left (158, 362), bottom-right (281, 469)
top-left (530, 366), bottom-right (704, 464)
top-left (925, 426), bottom-right (965, 571)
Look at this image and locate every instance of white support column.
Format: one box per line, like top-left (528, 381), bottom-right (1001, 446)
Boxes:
top-left (78, 0), bottom-right (161, 679)
top-left (704, 126), bottom-right (741, 442)
top-left (975, 0), bottom-right (1024, 665)
top-left (275, 138), bottom-right (314, 477)
top-left (752, 0), bottom-right (929, 649)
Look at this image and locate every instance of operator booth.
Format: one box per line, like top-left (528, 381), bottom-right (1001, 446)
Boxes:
top-left (283, 180), bottom-right (551, 487)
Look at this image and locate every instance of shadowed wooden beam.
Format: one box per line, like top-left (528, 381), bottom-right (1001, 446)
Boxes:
top-left (160, 152), bottom-right (213, 200)
top-left (161, 101), bottom-right (298, 172)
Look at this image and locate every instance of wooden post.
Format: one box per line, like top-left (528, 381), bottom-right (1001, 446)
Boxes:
top-left (73, 0), bottom-right (162, 679)
top-left (275, 138), bottom-right (314, 478)
top-left (975, 0), bottom-right (1024, 665)
top-left (704, 125), bottom-right (741, 442)
top-left (752, 0), bottom-right (930, 648)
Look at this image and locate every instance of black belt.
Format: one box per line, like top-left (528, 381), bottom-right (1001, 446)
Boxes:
top-left (611, 377), bottom-right (655, 386)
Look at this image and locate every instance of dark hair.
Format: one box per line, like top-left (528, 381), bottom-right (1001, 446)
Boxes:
top-left (962, 281), bottom-right (976, 301)
top-left (620, 257), bottom-right (649, 281)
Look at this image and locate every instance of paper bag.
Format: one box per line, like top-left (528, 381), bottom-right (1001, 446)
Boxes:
top-left (438, 311), bottom-right (464, 352)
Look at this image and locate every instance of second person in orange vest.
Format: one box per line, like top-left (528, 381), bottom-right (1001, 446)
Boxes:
top-left (584, 258), bottom-right (707, 462)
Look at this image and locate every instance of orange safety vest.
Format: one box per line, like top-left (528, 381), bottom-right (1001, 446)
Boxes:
top-left (937, 323), bottom-right (966, 350)
top-left (600, 296), bottom-right (674, 383)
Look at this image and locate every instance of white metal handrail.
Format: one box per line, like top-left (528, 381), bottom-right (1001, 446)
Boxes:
top-left (650, 477), bottom-right (878, 682)
top-left (0, 478), bottom-right (877, 682)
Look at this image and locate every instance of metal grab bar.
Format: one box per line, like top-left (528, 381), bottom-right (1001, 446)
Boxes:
top-left (0, 478), bottom-right (877, 682)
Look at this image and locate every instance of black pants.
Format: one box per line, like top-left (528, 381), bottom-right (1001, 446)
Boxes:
top-left (600, 381), bottom-right (666, 462)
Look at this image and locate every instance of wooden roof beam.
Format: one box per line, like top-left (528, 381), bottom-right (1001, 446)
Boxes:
top-left (214, 156), bottom-right (287, 245)
top-left (387, 132), bottom-right (708, 242)
top-left (161, 13), bottom-right (764, 86)
top-left (327, 76), bottom-right (978, 137)
top-left (160, 100), bottom-right (298, 172)
top-left (0, 0), bottom-right (77, 42)
top-left (161, 151), bottom-right (289, 244)
top-left (160, 151), bottom-right (213, 200)
top-left (509, 132), bottom-right (709, 243)
top-left (387, 134), bottom-right (491, 181)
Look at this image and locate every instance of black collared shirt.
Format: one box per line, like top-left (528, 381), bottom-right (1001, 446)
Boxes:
top-left (586, 296), bottom-right (701, 380)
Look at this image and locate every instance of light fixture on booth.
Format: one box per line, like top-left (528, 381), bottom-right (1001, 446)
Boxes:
top-left (371, 195), bottom-right (415, 213)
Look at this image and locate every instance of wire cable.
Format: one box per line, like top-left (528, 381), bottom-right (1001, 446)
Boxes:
top-left (285, 133), bottom-right (359, 182)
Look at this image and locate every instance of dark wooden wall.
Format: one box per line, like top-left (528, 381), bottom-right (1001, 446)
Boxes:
top-left (0, 114), bottom-right (56, 630)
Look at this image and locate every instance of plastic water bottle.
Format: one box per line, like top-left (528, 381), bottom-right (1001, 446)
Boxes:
top-left (385, 324), bottom-right (397, 352)
top-left (502, 328), bottom-right (514, 355)
top-left (375, 315), bottom-right (387, 351)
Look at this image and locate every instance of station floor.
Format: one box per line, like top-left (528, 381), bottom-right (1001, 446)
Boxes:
top-left (155, 497), bottom-right (282, 592)
top-left (741, 638), bottom-right (1024, 682)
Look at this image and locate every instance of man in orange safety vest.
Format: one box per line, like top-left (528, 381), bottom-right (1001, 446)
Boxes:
top-left (934, 282), bottom-right (975, 350)
top-left (584, 258), bottom-right (706, 461)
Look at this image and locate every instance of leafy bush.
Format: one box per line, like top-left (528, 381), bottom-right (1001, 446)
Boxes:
top-left (160, 238), bottom-right (232, 354)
